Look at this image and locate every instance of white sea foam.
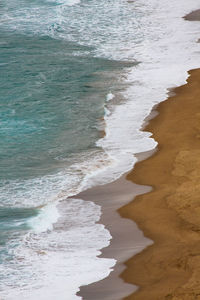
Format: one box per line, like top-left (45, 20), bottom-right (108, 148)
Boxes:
top-left (84, 0), bottom-right (200, 189)
top-left (0, 199), bottom-right (115, 300)
top-left (46, 0), bottom-right (80, 5)
top-left (27, 203), bottom-right (60, 233)
top-left (106, 92), bottom-right (114, 102)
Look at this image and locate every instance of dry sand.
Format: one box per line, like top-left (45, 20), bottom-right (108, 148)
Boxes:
top-left (119, 68), bottom-right (200, 300)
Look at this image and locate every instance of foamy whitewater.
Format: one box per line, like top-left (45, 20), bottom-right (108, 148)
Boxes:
top-left (0, 0), bottom-right (200, 299)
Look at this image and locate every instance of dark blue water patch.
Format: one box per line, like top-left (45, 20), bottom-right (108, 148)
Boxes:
top-left (0, 207), bottom-right (38, 261)
top-left (0, 32), bottom-right (135, 180)
top-left (0, 206), bottom-right (38, 230)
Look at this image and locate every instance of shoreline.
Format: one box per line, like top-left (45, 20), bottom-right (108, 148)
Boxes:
top-left (78, 10), bottom-right (200, 300)
top-left (120, 68), bottom-right (200, 299)
top-left (77, 152), bottom-right (154, 300)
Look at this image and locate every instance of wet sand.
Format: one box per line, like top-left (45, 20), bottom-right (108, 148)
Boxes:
top-left (184, 9), bottom-right (200, 21)
top-left (77, 166), bottom-right (153, 300)
top-left (120, 68), bottom-right (200, 300)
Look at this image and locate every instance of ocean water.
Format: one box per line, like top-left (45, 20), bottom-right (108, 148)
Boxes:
top-left (1, 0), bottom-right (200, 299)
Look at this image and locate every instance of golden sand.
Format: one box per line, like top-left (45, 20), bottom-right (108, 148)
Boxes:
top-left (119, 69), bottom-right (200, 300)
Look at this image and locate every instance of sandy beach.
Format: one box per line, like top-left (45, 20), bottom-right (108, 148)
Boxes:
top-left (119, 68), bottom-right (200, 300)
top-left (78, 170), bottom-right (153, 300)
top-left (78, 9), bottom-right (200, 300)
top-left (184, 9), bottom-right (200, 21)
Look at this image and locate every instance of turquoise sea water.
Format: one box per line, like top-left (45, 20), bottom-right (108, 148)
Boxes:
top-left (0, 33), bottom-right (125, 180)
top-left (0, 29), bottom-right (128, 264)
top-left (0, 0), bottom-right (137, 298)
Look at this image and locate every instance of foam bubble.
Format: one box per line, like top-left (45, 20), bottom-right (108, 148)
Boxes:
top-left (106, 92), bottom-right (114, 102)
top-left (27, 203), bottom-right (60, 233)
